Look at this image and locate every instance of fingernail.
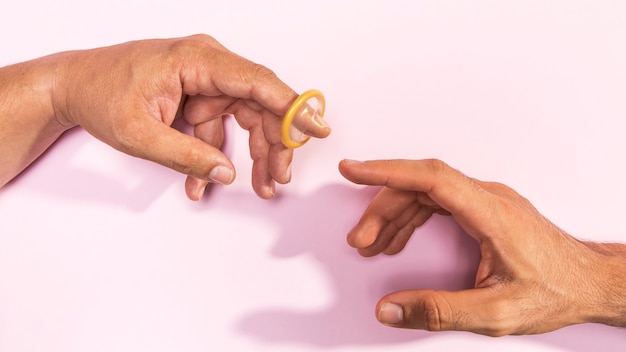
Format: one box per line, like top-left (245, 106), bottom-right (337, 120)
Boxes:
top-left (342, 159), bottom-right (363, 165)
top-left (378, 303), bottom-right (404, 325)
top-left (313, 113), bottom-right (331, 131)
top-left (285, 164), bottom-right (292, 183)
top-left (265, 182), bottom-right (275, 198)
top-left (196, 185), bottom-right (207, 200)
top-left (208, 166), bottom-right (234, 185)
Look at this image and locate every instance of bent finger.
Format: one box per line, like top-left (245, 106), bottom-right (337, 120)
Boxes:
top-left (183, 94), bottom-right (235, 125)
top-left (339, 159), bottom-right (495, 237)
top-left (382, 206), bottom-right (434, 255)
top-left (184, 117), bottom-right (226, 200)
top-left (347, 187), bottom-right (417, 249)
top-left (268, 143), bottom-right (293, 185)
top-left (179, 36), bottom-right (297, 117)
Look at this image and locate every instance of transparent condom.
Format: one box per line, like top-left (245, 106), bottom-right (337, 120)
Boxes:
top-left (281, 90), bottom-right (326, 149)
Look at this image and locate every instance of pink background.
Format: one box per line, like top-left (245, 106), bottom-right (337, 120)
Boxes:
top-left (2, 1), bottom-right (626, 351)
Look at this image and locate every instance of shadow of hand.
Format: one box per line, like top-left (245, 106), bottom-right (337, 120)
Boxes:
top-left (216, 183), bottom-right (481, 347)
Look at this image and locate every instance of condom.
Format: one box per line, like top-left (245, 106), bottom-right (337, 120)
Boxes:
top-left (281, 89), bottom-right (326, 149)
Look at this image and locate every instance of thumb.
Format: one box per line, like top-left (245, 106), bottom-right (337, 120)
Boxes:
top-left (376, 288), bottom-right (511, 337)
top-left (125, 119), bottom-right (235, 185)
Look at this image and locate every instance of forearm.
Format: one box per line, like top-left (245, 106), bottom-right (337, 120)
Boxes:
top-left (0, 55), bottom-right (73, 187)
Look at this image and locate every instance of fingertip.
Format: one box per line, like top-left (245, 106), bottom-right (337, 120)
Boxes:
top-left (357, 247), bottom-right (380, 258)
top-left (346, 225), bottom-right (378, 249)
top-left (268, 144), bottom-right (293, 184)
top-left (253, 178), bottom-right (276, 199)
top-left (377, 302), bottom-right (405, 326)
top-left (382, 246), bottom-right (404, 256)
top-left (338, 159), bottom-right (363, 178)
top-left (306, 115), bottom-right (332, 139)
top-left (208, 165), bottom-right (235, 185)
top-left (341, 159), bottom-right (364, 167)
top-left (251, 157), bottom-right (278, 199)
top-left (185, 176), bottom-right (208, 201)
top-left (262, 183), bottom-right (276, 199)
top-left (346, 229), bottom-right (358, 248)
top-left (314, 125), bottom-right (332, 139)
top-left (282, 164), bottom-right (292, 184)
top-left (272, 168), bottom-right (291, 185)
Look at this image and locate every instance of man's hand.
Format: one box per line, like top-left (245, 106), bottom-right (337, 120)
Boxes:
top-left (339, 158), bottom-right (626, 336)
top-left (0, 34), bottom-right (331, 199)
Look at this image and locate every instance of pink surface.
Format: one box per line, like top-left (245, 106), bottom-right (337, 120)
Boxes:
top-left (2, 1), bottom-right (626, 351)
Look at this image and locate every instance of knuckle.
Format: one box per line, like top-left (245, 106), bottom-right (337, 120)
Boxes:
top-left (170, 146), bottom-right (202, 176)
top-left (168, 34), bottom-right (222, 60)
top-left (481, 299), bottom-right (517, 337)
top-left (422, 296), bottom-right (443, 332)
top-left (250, 63), bottom-right (278, 84)
top-left (182, 34), bottom-right (220, 48)
top-left (489, 181), bottom-right (511, 192)
top-left (187, 33), bottom-right (217, 43)
top-left (421, 292), bottom-right (517, 337)
top-left (234, 63), bottom-right (278, 100)
top-left (424, 158), bottom-right (448, 177)
top-left (485, 181), bottom-right (521, 199)
top-left (421, 293), bottom-right (451, 332)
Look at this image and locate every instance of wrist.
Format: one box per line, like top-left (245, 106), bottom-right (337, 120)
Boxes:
top-left (0, 54), bottom-right (74, 186)
top-left (45, 51), bottom-right (80, 129)
top-left (582, 242), bottom-right (626, 327)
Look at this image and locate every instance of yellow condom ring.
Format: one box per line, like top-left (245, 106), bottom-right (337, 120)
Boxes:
top-left (281, 89), bottom-right (326, 149)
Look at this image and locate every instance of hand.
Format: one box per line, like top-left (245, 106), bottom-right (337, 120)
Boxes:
top-left (49, 34), bottom-right (330, 199)
top-left (339, 158), bottom-right (626, 336)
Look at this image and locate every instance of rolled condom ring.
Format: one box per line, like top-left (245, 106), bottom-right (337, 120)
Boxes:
top-left (281, 89), bottom-right (326, 149)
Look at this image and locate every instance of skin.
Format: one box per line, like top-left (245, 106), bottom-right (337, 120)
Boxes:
top-left (339, 158), bottom-right (626, 336)
top-left (0, 34), bottom-right (331, 199)
top-left (2, 34), bottom-right (624, 338)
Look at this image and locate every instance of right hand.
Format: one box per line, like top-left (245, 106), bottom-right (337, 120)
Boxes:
top-left (339, 158), bottom-right (626, 336)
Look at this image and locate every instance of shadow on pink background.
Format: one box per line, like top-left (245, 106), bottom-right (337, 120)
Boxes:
top-left (192, 181), bottom-right (626, 351)
top-left (4, 114), bottom-right (626, 352)
top-left (2, 2), bottom-right (626, 351)
top-left (3, 129), bottom-right (177, 211)
top-left (3, 118), bottom-right (219, 211)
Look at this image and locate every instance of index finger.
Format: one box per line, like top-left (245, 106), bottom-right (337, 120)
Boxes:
top-left (338, 159), bottom-right (494, 225)
top-left (176, 35), bottom-right (298, 117)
